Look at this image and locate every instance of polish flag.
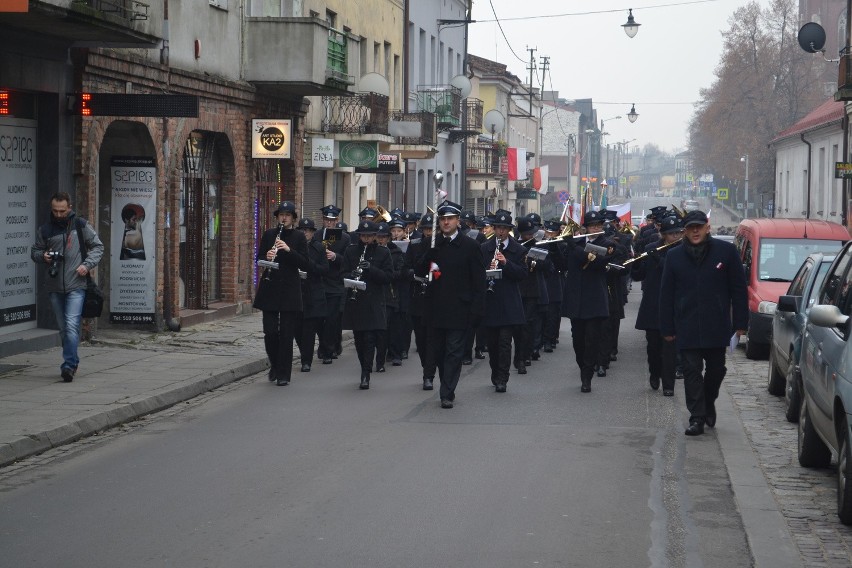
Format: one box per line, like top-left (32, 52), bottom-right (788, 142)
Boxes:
top-left (507, 147), bottom-right (527, 181)
top-left (532, 165), bottom-right (549, 194)
top-left (610, 202), bottom-right (632, 224)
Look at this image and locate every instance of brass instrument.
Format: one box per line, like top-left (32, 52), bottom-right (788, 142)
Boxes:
top-left (534, 230), bottom-right (605, 246)
top-left (671, 203), bottom-right (686, 219)
top-left (375, 205), bottom-right (393, 222)
top-left (621, 239), bottom-right (681, 266)
top-left (345, 245), bottom-right (368, 302)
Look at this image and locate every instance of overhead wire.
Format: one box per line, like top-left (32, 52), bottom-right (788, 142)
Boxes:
top-left (488, 0), bottom-right (527, 64)
top-left (477, 0), bottom-right (720, 23)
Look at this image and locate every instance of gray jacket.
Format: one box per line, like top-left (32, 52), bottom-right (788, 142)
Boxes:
top-left (31, 213), bottom-right (104, 293)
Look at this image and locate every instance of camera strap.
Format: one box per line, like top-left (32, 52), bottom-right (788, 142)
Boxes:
top-left (74, 218), bottom-right (94, 285)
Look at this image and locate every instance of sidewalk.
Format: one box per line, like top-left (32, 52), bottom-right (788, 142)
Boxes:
top-left (0, 312), bottom-right (319, 467)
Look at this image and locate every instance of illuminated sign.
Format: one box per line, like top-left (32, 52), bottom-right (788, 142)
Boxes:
top-left (74, 93), bottom-right (199, 117)
top-left (251, 119), bottom-right (292, 159)
top-left (0, 91), bottom-right (8, 115)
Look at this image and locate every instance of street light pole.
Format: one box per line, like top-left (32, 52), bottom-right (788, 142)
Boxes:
top-left (741, 154), bottom-right (749, 219)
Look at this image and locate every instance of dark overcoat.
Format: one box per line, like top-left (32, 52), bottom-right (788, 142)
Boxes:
top-left (631, 241), bottom-right (680, 330)
top-left (659, 237), bottom-right (748, 349)
top-left (544, 241), bottom-right (567, 305)
top-left (405, 238), bottom-right (428, 318)
top-left (341, 242), bottom-right (393, 331)
top-left (384, 242), bottom-right (404, 311)
top-left (301, 238), bottom-right (330, 319)
top-left (560, 235), bottom-right (611, 320)
top-left (313, 228), bottom-right (351, 297)
top-left (481, 237), bottom-right (527, 327)
top-left (253, 226), bottom-right (309, 312)
top-left (416, 232), bottom-right (486, 330)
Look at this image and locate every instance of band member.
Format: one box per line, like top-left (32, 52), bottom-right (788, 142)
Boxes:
top-left (661, 210), bottom-right (748, 435)
top-left (316, 205), bottom-right (351, 365)
top-left (405, 212), bottom-right (422, 240)
top-left (561, 210), bottom-right (614, 393)
top-left (374, 222), bottom-right (403, 372)
top-left (295, 218), bottom-right (329, 373)
top-left (481, 211), bottom-right (527, 392)
top-left (253, 201), bottom-right (309, 386)
top-left (631, 215), bottom-right (683, 396)
top-left (598, 210), bottom-right (630, 375)
top-left (473, 216), bottom-right (494, 359)
top-left (514, 216), bottom-right (543, 372)
top-left (417, 200), bottom-right (486, 408)
top-left (341, 221), bottom-right (394, 389)
top-left (459, 210), bottom-right (477, 236)
top-left (541, 219), bottom-right (568, 353)
top-left (387, 218), bottom-right (411, 365)
top-left (407, 214), bottom-right (438, 389)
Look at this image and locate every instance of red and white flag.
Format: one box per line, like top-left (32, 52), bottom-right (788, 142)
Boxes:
top-left (610, 202), bottom-right (631, 224)
top-left (507, 147), bottom-right (527, 181)
top-left (532, 165), bottom-right (549, 194)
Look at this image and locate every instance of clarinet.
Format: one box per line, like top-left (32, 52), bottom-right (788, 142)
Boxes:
top-left (348, 245), bottom-right (367, 302)
top-left (487, 239), bottom-right (501, 294)
top-left (262, 224), bottom-right (285, 280)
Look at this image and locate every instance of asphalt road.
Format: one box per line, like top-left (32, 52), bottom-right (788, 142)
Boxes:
top-left (0, 291), bottom-right (752, 567)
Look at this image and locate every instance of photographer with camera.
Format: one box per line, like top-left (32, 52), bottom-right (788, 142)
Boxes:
top-left (31, 192), bottom-right (104, 382)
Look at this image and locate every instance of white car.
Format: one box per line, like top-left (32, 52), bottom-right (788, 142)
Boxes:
top-left (683, 200), bottom-right (700, 212)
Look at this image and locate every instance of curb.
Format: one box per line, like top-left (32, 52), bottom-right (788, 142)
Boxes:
top-left (0, 357), bottom-right (269, 467)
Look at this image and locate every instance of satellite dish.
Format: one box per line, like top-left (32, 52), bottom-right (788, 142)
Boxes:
top-left (450, 74), bottom-right (472, 99)
top-left (358, 72), bottom-right (390, 96)
top-left (798, 22), bottom-right (826, 54)
top-left (483, 109), bottom-right (505, 135)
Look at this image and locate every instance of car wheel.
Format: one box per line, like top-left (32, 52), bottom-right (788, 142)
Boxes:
top-left (837, 420), bottom-right (852, 525)
top-left (798, 395), bottom-right (832, 468)
top-left (767, 347), bottom-right (785, 396)
top-left (745, 335), bottom-right (769, 360)
top-left (784, 352), bottom-right (801, 423)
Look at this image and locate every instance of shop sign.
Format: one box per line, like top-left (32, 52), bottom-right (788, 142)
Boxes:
top-left (836, 162), bottom-right (852, 179)
top-left (310, 138), bottom-right (334, 169)
top-left (252, 119), bottom-right (291, 159)
top-left (110, 156), bottom-right (157, 324)
top-left (339, 142), bottom-right (378, 169)
top-left (516, 189), bottom-right (539, 199)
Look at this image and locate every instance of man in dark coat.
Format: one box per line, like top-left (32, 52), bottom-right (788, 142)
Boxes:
top-left (295, 218), bottom-right (329, 373)
top-left (387, 218), bottom-right (411, 365)
top-left (541, 219), bottom-right (567, 353)
top-left (342, 221), bottom-right (394, 389)
top-left (374, 222), bottom-right (403, 372)
top-left (406, 214), bottom-right (437, 389)
top-left (631, 215), bottom-right (682, 395)
top-left (253, 201), bottom-right (309, 386)
top-left (660, 210), bottom-right (748, 436)
top-left (481, 211), bottom-right (527, 392)
top-left (417, 200), bottom-right (486, 408)
top-left (597, 210), bottom-right (629, 376)
top-left (315, 204), bottom-right (351, 365)
top-left (561, 210), bottom-right (615, 392)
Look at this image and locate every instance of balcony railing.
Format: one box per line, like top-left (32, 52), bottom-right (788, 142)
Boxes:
top-left (461, 98), bottom-right (483, 132)
top-left (466, 143), bottom-right (501, 175)
top-left (416, 85), bottom-right (461, 130)
top-left (389, 110), bottom-right (436, 146)
top-left (72, 0), bottom-right (149, 21)
top-left (322, 93), bottom-right (389, 135)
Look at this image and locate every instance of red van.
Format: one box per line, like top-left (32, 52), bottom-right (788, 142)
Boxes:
top-left (734, 219), bottom-right (849, 359)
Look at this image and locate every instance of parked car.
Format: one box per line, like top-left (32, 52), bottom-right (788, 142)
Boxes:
top-left (734, 218), bottom-right (848, 359)
top-left (654, 190), bottom-right (665, 197)
top-left (683, 199), bottom-right (700, 212)
top-left (767, 253), bottom-right (834, 422)
top-left (796, 241), bottom-right (852, 524)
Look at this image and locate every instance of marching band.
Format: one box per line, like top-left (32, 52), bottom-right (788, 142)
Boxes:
top-left (255, 198), bottom-right (742, 435)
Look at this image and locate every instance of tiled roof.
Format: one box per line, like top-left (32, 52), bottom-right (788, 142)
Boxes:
top-left (773, 97), bottom-right (845, 142)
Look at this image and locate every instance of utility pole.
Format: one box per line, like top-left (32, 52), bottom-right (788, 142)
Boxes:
top-left (526, 47), bottom-right (537, 116)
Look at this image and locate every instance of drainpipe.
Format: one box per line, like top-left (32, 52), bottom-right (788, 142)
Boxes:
top-left (402, 0), bottom-right (410, 207)
top-left (161, 0), bottom-right (180, 331)
top-left (801, 133), bottom-right (812, 220)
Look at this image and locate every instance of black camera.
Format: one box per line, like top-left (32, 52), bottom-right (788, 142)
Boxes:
top-left (46, 251), bottom-right (63, 278)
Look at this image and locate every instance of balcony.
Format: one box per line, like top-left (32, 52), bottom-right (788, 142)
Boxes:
top-left (321, 93), bottom-right (389, 137)
top-left (416, 85), bottom-right (461, 131)
top-left (388, 110), bottom-right (436, 146)
top-left (0, 0), bottom-right (161, 47)
top-left (449, 98), bottom-right (484, 143)
top-left (244, 17), bottom-right (356, 96)
top-left (466, 143), bottom-right (501, 176)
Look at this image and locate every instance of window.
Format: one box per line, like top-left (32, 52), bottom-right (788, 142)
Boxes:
top-left (787, 261), bottom-right (812, 297)
top-left (820, 246), bottom-right (852, 306)
top-left (374, 42), bottom-right (380, 74)
top-left (807, 261), bottom-right (833, 309)
top-left (325, 9), bottom-right (336, 28)
top-left (759, 238), bottom-right (844, 282)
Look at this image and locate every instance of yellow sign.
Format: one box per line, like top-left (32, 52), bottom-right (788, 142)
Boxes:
top-left (717, 188), bottom-right (729, 200)
top-left (251, 119), bottom-right (291, 159)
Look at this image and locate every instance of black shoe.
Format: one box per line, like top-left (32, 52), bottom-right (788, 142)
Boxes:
top-left (542, 344), bottom-right (553, 353)
top-left (474, 349), bottom-right (485, 359)
top-left (706, 402), bottom-right (717, 427)
top-left (581, 378), bottom-right (591, 393)
top-left (376, 365), bottom-right (385, 373)
top-left (276, 377), bottom-right (290, 386)
top-left (61, 367), bottom-right (75, 383)
top-left (462, 358), bottom-right (473, 365)
top-left (495, 384), bottom-right (507, 393)
top-left (322, 358), bottom-right (333, 364)
top-left (531, 351), bottom-right (540, 361)
top-left (524, 358), bottom-right (532, 366)
top-left (359, 373), bottom-right (370, 389)
top-left (267, 368), bottom-right (276, 382)
top-left (649, 376), bottom-right (660, 390)
top-left (401, 351), bottom-right (408, 360)
top-left (609, 354), bottom-right (618, 362)
top-left (517, 365), bottom-right (527, 375)
top-left (685, 421), bottom-right (704, 436)
top-left (663, 389), bottom-right (675, 397)
top-left (596, 366), bottom-right (607, 377)
top-left (675, 368), bottom-right (684, 379)
top-left (301, 363), bottom-right (311, 372)
top-left (423, 377), bottom-right (434, 390)
top-left (441, 399), bottom-right (454, 409)
top-left (392, 358), bottom-right (402, 366)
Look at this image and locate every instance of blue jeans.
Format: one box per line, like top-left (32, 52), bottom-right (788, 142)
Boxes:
top-left (49, 289), bottom-right (86, 371)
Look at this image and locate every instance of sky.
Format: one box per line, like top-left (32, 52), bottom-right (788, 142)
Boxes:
top-left (467, 0), bottom-right (775, 154)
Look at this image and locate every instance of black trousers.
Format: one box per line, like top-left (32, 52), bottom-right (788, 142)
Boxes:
top-left (600, 314), bottom-right (621, 365)
top-left (543, 303), bottom-right (562, 347)
top-left (486, 326), bottom-right (515, 386)
top-left (411, 314), bottom-right (436, 379)
top-left (295, 315), bottom-right (322, 365)
top-left (514, 297), bottom-right (536, 366)
top-left (570, 317), bottom-right (605, 382)
top-left (645, 330), bottom-right (677, 391)
top-left (661, 337), bottom-right (677, 391)
top-left (318, 293), bottom-right (344, 359)
top-left (388, 309), bottom-right (409, 360)
top-left (432, 327), bottom-right (466, 401)
top-left (680, 347), bottom-right (727, 422)
top-left (353, 330), bottom-right (379, 374)
top-left (463, 324), bottom-right (476, 361)
top-left (262, 310), bottom-right (297, 381)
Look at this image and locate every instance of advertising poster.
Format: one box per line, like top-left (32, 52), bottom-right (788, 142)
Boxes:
top-left (110, 156), bottom-right (156, 324)
top-left (0, 118), bottom-right (37, 332)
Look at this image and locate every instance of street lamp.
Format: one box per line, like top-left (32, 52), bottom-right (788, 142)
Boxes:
top-left (740, 154), bottom-right (749, 219)
top-left (627, 104), bottom-right (639, 123)
top-left (622, 9), bottom-right (641, 38)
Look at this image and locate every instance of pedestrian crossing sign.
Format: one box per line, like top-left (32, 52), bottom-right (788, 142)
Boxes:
top-left (717, 188), bottom-right (729, 200)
